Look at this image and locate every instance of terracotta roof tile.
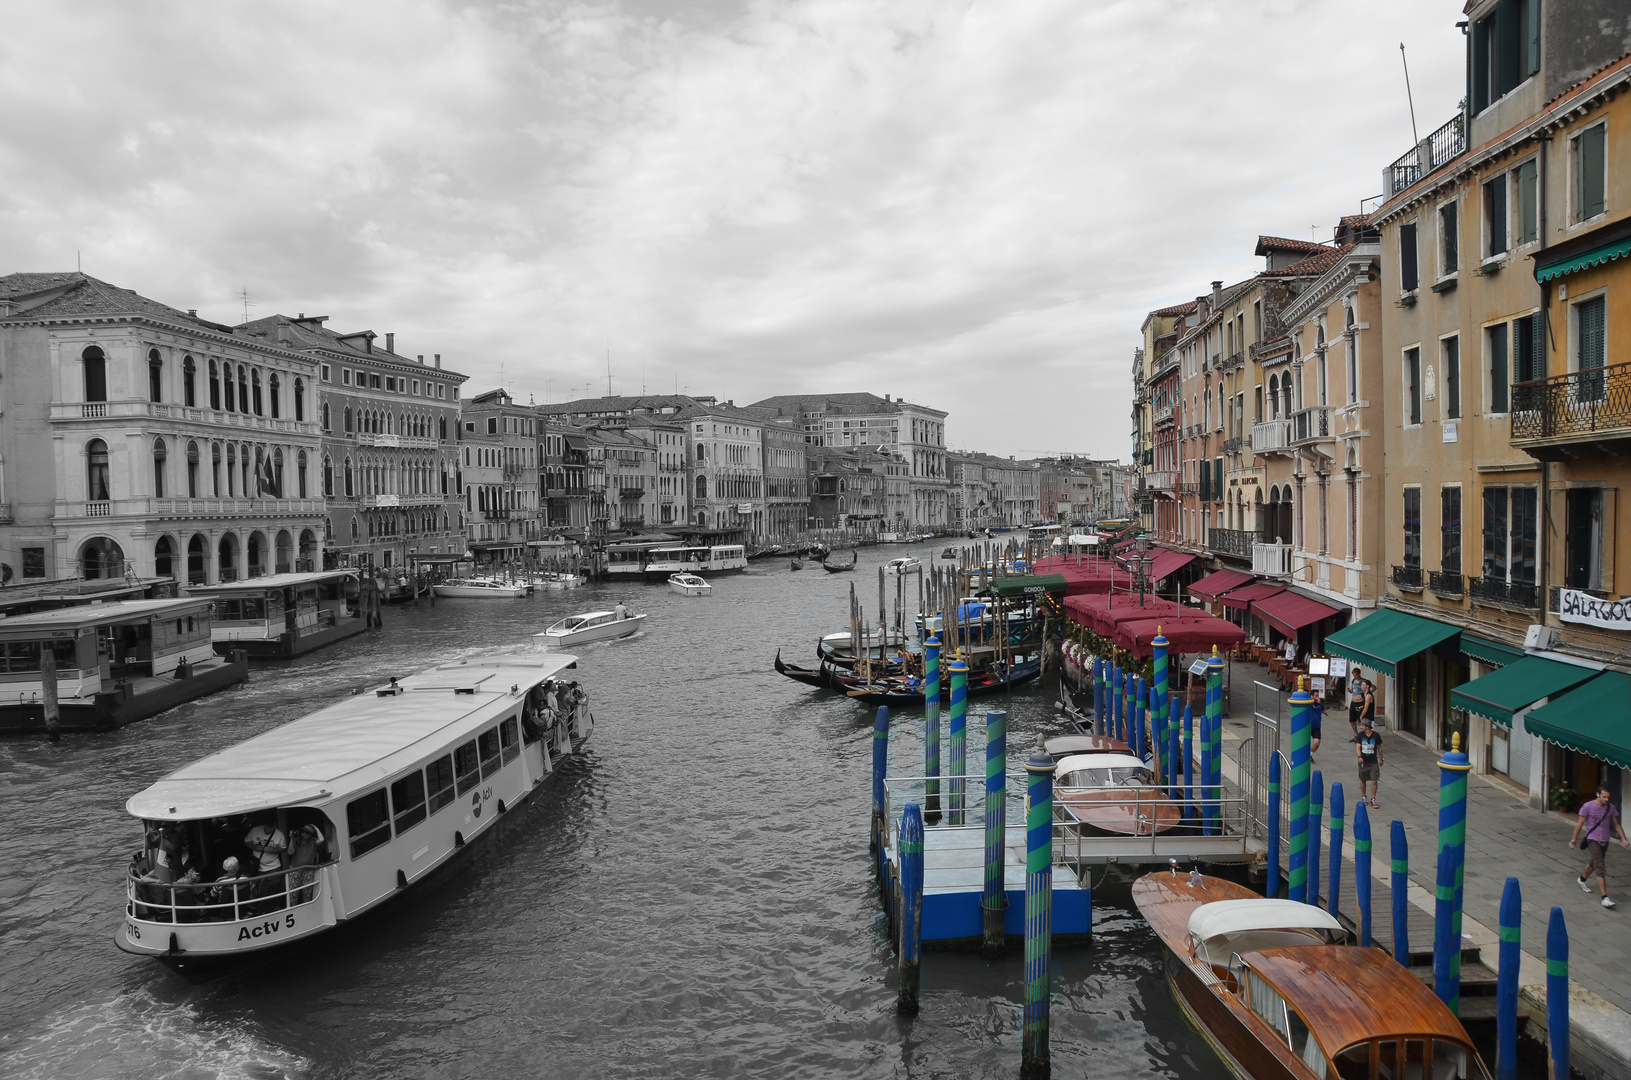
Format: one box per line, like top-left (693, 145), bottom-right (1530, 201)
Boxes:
top-left (1254, 236), bottom-right (1327, 257)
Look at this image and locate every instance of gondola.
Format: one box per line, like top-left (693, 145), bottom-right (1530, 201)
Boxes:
top-left (823, 549), bottom-right (858, 573)
top-left (790, 556), bottom-right (803, 571)
top-left (841, 657), bottom-right (1043, 705)
top-left (773, 649), bottom-right (840, 688)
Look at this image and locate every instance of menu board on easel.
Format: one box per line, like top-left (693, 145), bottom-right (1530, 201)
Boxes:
top-left (1306, 656), bottom-right (1330, 676)
top-left (1328, 657), bottom-right (1348, 679)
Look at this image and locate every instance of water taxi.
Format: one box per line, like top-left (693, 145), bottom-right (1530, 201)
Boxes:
top-left (883, 556), bottom-right (921, 575)
top-left (0, 598), bottom-right (249, 733)
top-left (536, 609), bottom-right (645, 648)
top-left (1054, 752), bottom-right (1182, 836)
top-left (431, 578), bottom-right (529, 599)
top-left (117, 650), bottom-right (591, 969)
top-left (187, 570), bottom-right (365, 659)
top-left (668, 573), bottom-right (711, 596)
top-left (1134, 871), bottom-right (1493, 1080)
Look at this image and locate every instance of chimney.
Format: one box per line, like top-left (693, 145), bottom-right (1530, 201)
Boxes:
top-left (298, 312), bottom-right (304, 319)
top-left (1211, 281), bottom-right (1223, 310)
top-left (276, 323), bottom-right (289, 344)
top-left (187, 308), bottom-right (197, 317)
top-left (417, 354), bottom-right (424, 364)
top-left (434, 353), bottom-right (441, 368)
top-left (386, 332), bottom-right (395, 354)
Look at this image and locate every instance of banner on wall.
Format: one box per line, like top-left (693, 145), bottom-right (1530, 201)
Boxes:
top-left (1557, 588), bottom-right (1631, 631)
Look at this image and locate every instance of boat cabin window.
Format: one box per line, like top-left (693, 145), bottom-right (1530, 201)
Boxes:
top-left (391, 771), bottom-right (427, 835)
top-left (500, 716), bottom-right (520, 764)
top-left (3, 639), bottom-right (79, 673)
top-left (346, 790), bottom-right (392, 859)
top-left (454, 740), bottom-right (481, 795)
top-left (478, 727), bottom-right (503, 778)
top-left (1363, 1038), bottom-right (1483, 1080)
top-left (426, 755), bottom-right (456, 813)
top-left (1245, 969), bottom-right (1290, 1040)
top-left (1058, 766), bottom-right (1144, 788)
top-left (216, 598), bottom-right (267, 622)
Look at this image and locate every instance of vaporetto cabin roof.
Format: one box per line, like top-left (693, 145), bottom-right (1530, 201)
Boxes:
top-left (185, 570), bottom-right (358, 596)
top-left (127, 651), bottom-right (579, 821)
top-left (0, 597), bottom-right (212, 637)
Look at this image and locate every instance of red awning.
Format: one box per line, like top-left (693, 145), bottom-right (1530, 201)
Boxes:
top-left (1249, 591), bottom-right (1344, 638)
top-left (1188, 568), bottom-right (1254, 599)
top-left (1147, 548), bottom-right (1198, 583)
top-left (1063, 593), bottom-right (1185, 636)
top-left (1115, 614), bottom-right (1246, 658)
top-left (1031, 554), bottom-right (1131, 597)
top-left (1221, 582), bottom-right (1286, 611)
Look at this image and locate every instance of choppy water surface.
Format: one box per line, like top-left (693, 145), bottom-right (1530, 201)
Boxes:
top-left (0, 549), bottom-right (1227, 1079)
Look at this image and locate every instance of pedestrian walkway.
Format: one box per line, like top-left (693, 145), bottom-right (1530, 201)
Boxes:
top-left (1215, 659), bottom-right (1631, 1077)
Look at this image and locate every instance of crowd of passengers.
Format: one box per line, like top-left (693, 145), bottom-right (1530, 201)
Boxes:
top-left (520, 679), bottom-right (586, 744)
top-left (130, 810), bottom-right (331, 921)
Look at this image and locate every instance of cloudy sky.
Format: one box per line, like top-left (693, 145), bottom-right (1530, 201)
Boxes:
top-left (0, 1), bottom-right (1466, 458)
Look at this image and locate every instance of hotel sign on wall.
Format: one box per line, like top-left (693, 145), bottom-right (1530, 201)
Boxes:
top-left (1557, 588), bottom-right (1631, 631)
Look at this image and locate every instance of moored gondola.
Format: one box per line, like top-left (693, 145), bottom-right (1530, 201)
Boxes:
top-left (839, 657), bottom-right (1042, 705)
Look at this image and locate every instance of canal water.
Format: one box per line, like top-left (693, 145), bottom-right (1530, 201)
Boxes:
top-left (0, 546), bottom-right (1228, 1079)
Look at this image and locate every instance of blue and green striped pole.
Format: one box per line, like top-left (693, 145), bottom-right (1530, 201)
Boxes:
top-left (1116, 666), bottom-right (1127, 742)
top-left (1197, 703), bottom-right (1212, 836)
top-left (897, 802), bottom-right (924, 1015)
top-left (1167, 699), bottom-right (1181, 799)
top-left (983, 709), bottom-right (1008, 956)
top-left (1547, 907), bottom-right (1569, 1080)
top-left (1309, 770), bottom-right (1324, 906)
top-left (1354, 800), bottom-right (1373, 947)
top-left (1093, 657), bottom-right (1105, 735)
top-left (1183, 704), bottom-right (1195, 821)
top-left (871, 705), bottom-right (891, 888)
top-left (1391, 820), bottom-right (1409, 965)
top-left (1267, 752), bottom-right (1282, 897)
top-left (948, 659), bottom-right (968, 826)
top-left (924, 635), bottom-right (942, 824)
top-left (1134, 676), bottom-right (1147, 761)
top-left (1022, 747), bottom-right (1056, 1078)
top-left (1433, 736), bottom-right (1472, 1013)
top-left (1496, 877), bottom-right (1520, 1080)
top-left (1287, 680), bottom-right (1312, 904)
top-left (1327, 781), bottom-right (1344, 919)
top-left (1206, 648), bottom-right (1223, 837)
top-left (1152, 630), bottom-right (1170, 756)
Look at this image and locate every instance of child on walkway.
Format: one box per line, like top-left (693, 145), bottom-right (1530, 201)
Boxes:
top-left (1571, 786), bottom-right (1630, 909)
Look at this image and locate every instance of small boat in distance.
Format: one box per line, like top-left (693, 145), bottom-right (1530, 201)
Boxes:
top-left (883, 556), bottom-right (921, 575)
top-left (823, 549), bottom-right (858, 573)
top-left (668, 573), bottom-right (712, 596)
top-left (1134, 871), bottom-right (1493, 1080)
top-left (537, 609), bottom-right (645, 649)
top-left (789, 556), bottom-right (803, 571)
top-left (432, 578), bottom-right (529, 599)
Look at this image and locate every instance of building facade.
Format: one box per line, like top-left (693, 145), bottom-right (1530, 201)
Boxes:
top-left (459, 389), bottom-right (542, 561)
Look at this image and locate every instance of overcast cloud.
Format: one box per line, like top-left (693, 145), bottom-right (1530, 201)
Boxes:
top-left (0, 1), bottom-right (1467, 457)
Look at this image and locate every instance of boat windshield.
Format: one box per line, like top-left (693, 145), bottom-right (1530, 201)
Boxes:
top-left (1058, 766), bottom-right (1146, 787)
top-left (1330, 1037), bottom-right (1488, 1080)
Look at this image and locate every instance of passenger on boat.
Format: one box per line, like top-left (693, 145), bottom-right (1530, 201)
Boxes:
top-left (207, 857), bottom-right (249, 917)
top-left (244, 814), bottom-right (288, 875)
top-left (614, 601), bottom-right (628, 620)
top-left (288, 823), bottom-right (326, 904)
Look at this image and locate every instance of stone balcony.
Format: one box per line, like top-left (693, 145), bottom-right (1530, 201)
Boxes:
top-left (1252, 541), bottom-right (1292, 576)
top-left (52, 400), bottom-right (319, 436)
top-left (1251, 419), bottom-right (1291, 454)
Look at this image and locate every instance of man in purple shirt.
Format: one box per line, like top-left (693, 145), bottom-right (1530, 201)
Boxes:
top-left (1571, 785), bottom-right (1631, 909)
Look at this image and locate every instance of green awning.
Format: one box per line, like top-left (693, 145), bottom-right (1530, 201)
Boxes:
top-left (1524, 671), bottom-right (1631, 770)
top-left (1536, 236), bottom-right (1631, 283)
top-left (1324, 608), bottom-right (1460, 678)
top-left (1449, 655), bottom-right (1598, 726)
top-left (983, 574), bottom-right (1067, 598)
top-left (1460, 634), bottom-right (1526, 668)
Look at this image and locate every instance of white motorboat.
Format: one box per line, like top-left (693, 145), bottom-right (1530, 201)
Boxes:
top-left (531, 572), bottom-right (584, 591)
top-left (432, 577), bottom-right (529, 599)
top-left (883, 556), bottom-right (921, 574)
top-left (536, 609), bottom-right (646, 648)
top-left (668, 573), bottom-right (712, 596)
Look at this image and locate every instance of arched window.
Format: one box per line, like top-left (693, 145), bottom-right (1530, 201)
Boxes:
top-left (268, 372), bottom-right (280, 418)
top-left (293, 377), bottom-right (305, 422)
top-left (152, 437), bottom-right (168, 498)
top-left (237, 367), bottom-right (249, 412)
top-left (251, 369), bottom-right (264, 416)
top-left (211, 442), bottom-right (222, 495)
top-left (696, 444), bottom-right (705, 462)
top-left (208, 359), bottom-right (221, 410)
top-left (297, 450), bottom-right (308, 498)
top-left (344, 406), bottom-right (354, 433)
top-left (344, 458), bottom-right (354, 498)
top-left (148, 349), bottom-right (163, 402)
top-left (86, 439), bottom-right (111, 501)
top-left (222, 362), bottom-right (235, 411)
top-left (155, 535), bottom-right (174, 578)
top-left (1267, 374), bottom-right (1280, 418)
top-left (186, 440), bottom-right (200, 497)
top-left (226, 444), bottom-right (238, 496)
top-left (83, 346), bottom-right (107, 403)
top-left (272, 447), bottom-right (284, 496)
top-left (323, 456), bottom-right (333, 496)
top-left (183, 356), bottom-right (197, 407)
top-left (695, 475), bottom-right (708, 500)
top-left (321, 402), bottom-right (330, 431)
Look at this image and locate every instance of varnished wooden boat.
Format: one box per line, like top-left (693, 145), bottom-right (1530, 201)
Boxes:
top-left (1053, 752), bottom-right (1183, 836)
top-left (1133, 872), bottom-right (1493, 1080)
top-left (840, 657), bottom-right (1042, 705)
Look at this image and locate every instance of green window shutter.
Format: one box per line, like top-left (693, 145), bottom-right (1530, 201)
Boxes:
top-left (1213, 458), bottom-right (1224, 501)
top-left (1472, 18), bottom-right (1490, 114)
top-left (1579, 125), bottom-right (1606, 221)
top-left (1526, 0), bottom-right (1542, 77)
top-left (1580, 296), bottom-right (1606, 371)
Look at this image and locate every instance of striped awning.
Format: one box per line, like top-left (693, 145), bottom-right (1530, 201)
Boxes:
top-left (1536, 235), bottom-right (1631, 283)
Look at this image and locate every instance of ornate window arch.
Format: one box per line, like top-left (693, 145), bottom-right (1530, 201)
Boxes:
top-left (86, 438), bottom-right (111, 501)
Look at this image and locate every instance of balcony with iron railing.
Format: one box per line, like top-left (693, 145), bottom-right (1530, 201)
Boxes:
top-left (1511, 361), bottom-right (1631, 460)
top-left (1251, 418), bottom-right (1291, 454)
top-left (1252, 541), bottom-right (1292, 576)
top-left (1207, 527), bottom-right (1255, 560)
top-left (1155, 405), bottom-right (1177, 430)
top-left (1428, 569), bottom-right (1464, 598)
top-left (1291, 406), bottom-right (1331, 445)
top-left (1468, 576), bottom-right (1539, 610)
top-left (1218, 351), bottom-right (1244, 373)
top-left (1385, 111), bottom-right (1467, 196)
top-left (1391, 564), bottom-right (1423, 591)
top-left (1222, 436), bottom-right (1244, 457)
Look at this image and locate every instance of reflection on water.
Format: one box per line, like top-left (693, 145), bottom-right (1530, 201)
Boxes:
top-left (0, 551), bottom-right (1227, 1079)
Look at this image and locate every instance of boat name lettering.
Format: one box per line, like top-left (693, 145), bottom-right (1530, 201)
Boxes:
top-left (237, 913), bottom-right (295, 941)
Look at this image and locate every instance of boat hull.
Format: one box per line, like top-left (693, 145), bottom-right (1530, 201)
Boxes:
top-left (212, 616), bottom-right (368, 660)
top-left (538, 614), bottom-right (645, 648)
top-left (0, 652), bottom-right (250, 733)
top-left (431, 584), bottom-right (529, 598)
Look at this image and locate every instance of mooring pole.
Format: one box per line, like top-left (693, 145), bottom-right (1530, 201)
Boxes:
top-left (1182, 704), bottom-right (1195, 822)
top-left (1167, 699), bottom-right (1181, 799)
top-left (897, 802), bottom-right (924, 1016)
top-left (1021, 745), bottom-right (1056, 1080)
top-left (1327, 781), bottom-right (1344, 919)
top-left (1547, 906), bottom-right (1569, 1080)
top-left (948, 659), bottom-right (968, 826)
top-left (1391, 819), bottom-right (1410, 965)
top-left (1354, 800), bottom-right (1373, 947)
top-left (1267, 751), bottom-right (1282, 898)
top-left (1198, 704), bottom-right (1213, 837)
top-left (870, 705), bottom-right (891, 889)
top-left (1152, 629), bottom-right (1170, 757)
top-left (1496, 877), bottom-right (1521, 1080)
top-left (1206, 647), bottom-right (1223, 837)
top-left (1309, 770), bottom-right (1324, 907)
top-left (1092, 657), bottom-right (1105, 735)
top-left (1433, 733), bottom-right (1472, 1013)
top-left (982, 709), bottom-right (1008, 956)
top-left (924, 634), bottom-right (942, 824)
top-left (1133, 676), bottom-right (1146, 761)
top-left (41, 647), bottom-right (61, 742)
top-left (1287, 679), bottom-right (1312, 904)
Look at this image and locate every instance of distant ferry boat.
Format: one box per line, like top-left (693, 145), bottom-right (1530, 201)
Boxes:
top-left (642, 544), bottom-right (747, 579)
top-left (117, 650), bottom-right (590, 970)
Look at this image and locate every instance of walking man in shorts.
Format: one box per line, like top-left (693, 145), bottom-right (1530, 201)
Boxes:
top-left (1354, 718), bottom-right (1382, 809)
top-left (1571, 785), bottom-right (1630, 909)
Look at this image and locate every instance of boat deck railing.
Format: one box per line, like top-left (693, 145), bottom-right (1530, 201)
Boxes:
top-left (126, 862), bottom-right (325, 924)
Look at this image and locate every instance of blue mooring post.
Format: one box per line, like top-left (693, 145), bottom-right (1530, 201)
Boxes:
top-left (1111, 663), bottom-right (1122, 740)
top-left (1197, 703), bottom-right (1213, 836)
top-left (1327, 782), bottom-right (1344, 919)
top-left (1496, 877), bottom-right (1521, 1080)
top-left (1119, 669), bottom-right (1130, 743)
top-left (1434, 733), bottom-right (1472, 1013)
top-left (1205, 647), bottom-right (1224, 837)
top-left (1022, 745), bottom-right (1056, 1080)
top-left (871, 706), bottom-right (891, 888)
top-left (1287, 680), bottom-right (1312, 904)
top-left (1152, 630), bottom-right (1170, 778)
top-left (1547, 906), bottom-right (1569, 1080)
top-left (1309, 770), bottom-right (1324, 907)
top-left (1183, 704), bottom-right (1195, 822)
top-left (1390, 820), bottom-right (1409, 965)
top-left (948, 659), bottom-right (968, 827)
top-left (1167, 699), bottom-right (1181, 799)
top-left (1134, 676), bottom-right (1146, 761)
top-left (1266, 752), bottom-right (1282, 897)
top-left (924, 635), bottom-right (942, 824)
top-left (897, 803), bottom-right (924, 1015)
top-left (983, 710), bottom-right (1008, 956)
top-left (1354, 800), bottom-right (1373, 947)
top-left (1092, 658), bottom-right (1105, 734)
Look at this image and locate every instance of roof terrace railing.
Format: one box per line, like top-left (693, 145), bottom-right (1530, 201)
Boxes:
top-left (1386, 111), bottom-right (1467, 195)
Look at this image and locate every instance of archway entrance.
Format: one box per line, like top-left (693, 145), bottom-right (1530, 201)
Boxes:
top-left (154, 535), bottom-right (175, 578)
top-left (80, 537), bottom-right (125, 580)
top-left (218, 533), bottom-right (239, 582)
top-left (247, 531), bottom-right (266, 578)
top-left (187, 534), bottom-right (208, 585)
top-left (275, 529), bottom-right (293, 574)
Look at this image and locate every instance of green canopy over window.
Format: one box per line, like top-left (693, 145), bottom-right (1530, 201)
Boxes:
top-left (983, 574), bottom-right (1067, 599)
top-left (1324, 608), bottom-right (1460, 678)
top-left (1449, 655), bottom-right (1597, 726)
top-left (1524, 671), bottom-right (1631, 770)
top-left (1460, 633), bottom-right (1526, 668)
top-left (1535, 235), bottom-right (1631, 283)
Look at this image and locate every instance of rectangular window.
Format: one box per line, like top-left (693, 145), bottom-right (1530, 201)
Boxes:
top-left (369, 373), bottom-right (381, 389)
top-left (1577, 295), bottom-right (1607, 402)
top-left (1439, 202), bottom-right (1458, 275)
top-left (320, 364), bottom-right (330, 382)
top-left (390, 770), bottom-right (427, 835)
top-left (426, 755), bottom-right (456, 813)
top-left (346, 789), bottom-right (392, 859)
top-left (1488, 324), bottom-right (1509, 413)
top-left (1400, 222), bottom-right (1419, 292)
top-left (487, 417), bottom-right (498, 436)
top-left (1513, 314), bottom-right (1540, 384)
top-left (454, 739), bottom-right (481, 795)
top-left (1484, 174), bottom-right (1507, 257)
top-left (22, 548), bottom-right (44, 578)
top-left (1404, 487), bottom-right (1422, 570)
top-left (1441, 486), bottom-right (1462, 574)
top-left (384, 376), bottom-right (395, 392)
top-left (478, 726), bottom-right (503, 777)
top-left (1565, 488), bottom-right (1606, 591)
top-left (342, 369), bottom-right (352, 386)
top-left (1482, 485), bottom-right (1538, 585)
top-left (412, 379), bottom-right (420, 395)
top-left (1443, 336), bottom-right (1460, 419)
top-left (1405, 347), bottom-right (1422, 424)
top-left (500, 716), bottom-right (520, 763)
top-left (1515, 159), bottom-right (1538, 245)
top-left (1575, 122), bottom-right (1607, 222)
